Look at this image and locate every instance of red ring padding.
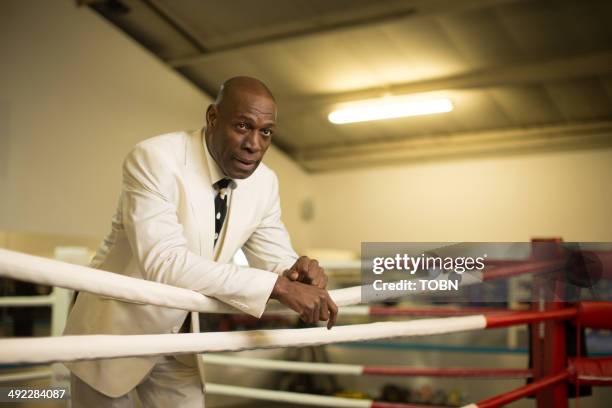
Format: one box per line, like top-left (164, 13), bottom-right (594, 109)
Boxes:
top-left (569, 357), bottom-right (612, 386)
top-left (577, 302), bottom-right (612, 330)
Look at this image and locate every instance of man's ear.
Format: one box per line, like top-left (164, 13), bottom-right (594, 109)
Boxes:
top-left (205, 104), bottom-right (217, 129)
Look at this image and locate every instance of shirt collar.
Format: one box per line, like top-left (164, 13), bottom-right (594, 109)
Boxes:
top-left (202, 129), bottom-right (237, 190)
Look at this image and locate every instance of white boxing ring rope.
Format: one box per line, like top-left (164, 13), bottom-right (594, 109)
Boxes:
top-left (0, 369), bottom-right (54, 384)
top-left (0, 294), bottom-right (56, 307)
top-left (0, 248), bottom-right (402, 314)
top-left (0, 315), bottom-right (487, 364)
top-left (202, 354), bottom-right (363, 375)
top-left (0, 248), bottom-right (253, 314)
top-left (0, 248), bottom-right (483, 316)
top-left (205, 383), bottom-right (373, 408)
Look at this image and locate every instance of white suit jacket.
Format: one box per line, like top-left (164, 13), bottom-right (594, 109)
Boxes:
top-left (63, 129), bottom-right (297, 397)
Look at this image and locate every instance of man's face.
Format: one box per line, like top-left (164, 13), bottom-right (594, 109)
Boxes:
top-left (206, 91), bottom-right (276, 179)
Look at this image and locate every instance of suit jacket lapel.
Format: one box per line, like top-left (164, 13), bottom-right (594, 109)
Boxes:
top-left (185, 129), bottom-right (215, 259)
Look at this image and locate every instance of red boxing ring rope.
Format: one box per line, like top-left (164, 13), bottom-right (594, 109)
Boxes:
top-left (485, 307), bottom-right (578, 328)
top-left (467, 357), bottom-right (612, 408)
top-left (482, 258), bottom-right (566, 281)
top-left (466, 371), bottom-right (571, 408)
top-left (369, 306), bottom-right (513, 317)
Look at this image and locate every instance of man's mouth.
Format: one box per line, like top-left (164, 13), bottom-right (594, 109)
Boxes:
top-left (233, 156), bottom-right (257, 170)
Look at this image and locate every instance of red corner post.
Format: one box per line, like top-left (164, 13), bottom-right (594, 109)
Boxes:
top-left (531, 238), bottom-right (568, 408)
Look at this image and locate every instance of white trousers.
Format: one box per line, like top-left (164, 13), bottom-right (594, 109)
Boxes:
top-left (70, 356), bottom-right (205, 408)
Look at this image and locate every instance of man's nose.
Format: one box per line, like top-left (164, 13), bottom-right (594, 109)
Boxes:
top-left (242, 131), bottom-right (262, 153)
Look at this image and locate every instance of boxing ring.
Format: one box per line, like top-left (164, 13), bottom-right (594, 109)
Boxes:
top-left (1, 243), bottom-right (611, 408)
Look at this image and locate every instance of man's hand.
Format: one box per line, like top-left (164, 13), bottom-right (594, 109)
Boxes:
top-left (283, 256), bottom-right (328, 289)
top-left (270, 275), bottom-right (338, 329)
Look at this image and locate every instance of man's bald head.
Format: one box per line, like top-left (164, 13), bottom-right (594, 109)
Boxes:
top-left (214, 76), bottom-right (276, 108)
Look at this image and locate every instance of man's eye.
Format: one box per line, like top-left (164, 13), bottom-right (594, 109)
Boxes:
top-left (261, 129), bottom-right (273, 137)
top-left (237, 122), bottom-right (247, 129)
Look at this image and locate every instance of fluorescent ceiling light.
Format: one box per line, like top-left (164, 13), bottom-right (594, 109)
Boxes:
top-left (328, 97), bottom-right (453, 124)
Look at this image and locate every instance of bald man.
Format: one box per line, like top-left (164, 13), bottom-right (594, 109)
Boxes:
top-left (63, 77), bottom-right (337, 408)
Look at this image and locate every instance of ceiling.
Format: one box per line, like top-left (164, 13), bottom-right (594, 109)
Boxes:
top-left (84, 0), bottom-right (612, 171)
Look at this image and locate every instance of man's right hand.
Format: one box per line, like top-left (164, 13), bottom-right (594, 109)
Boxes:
top-left (270, 276), bottom-right (338, 329)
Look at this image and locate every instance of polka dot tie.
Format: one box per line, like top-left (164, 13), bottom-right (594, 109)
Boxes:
top-left (213, 178), bottom-right (232, 247)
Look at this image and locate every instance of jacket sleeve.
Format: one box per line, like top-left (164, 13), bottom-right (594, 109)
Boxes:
top-left (121, 144), bottom-right (279, 318)
top-left (242, 172), bottom-right (298, 274)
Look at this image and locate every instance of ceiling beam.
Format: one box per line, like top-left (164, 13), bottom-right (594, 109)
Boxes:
top-left (296, 120), bottom-right (612, 172)
top-left (167, 7), bottom-right (417, 68)
top-left (284, 50), bottom-right (612, 108)
top-left (141, 0), bottom-right (209, 53)
top-left (167, 0), bottom-right (529, 68)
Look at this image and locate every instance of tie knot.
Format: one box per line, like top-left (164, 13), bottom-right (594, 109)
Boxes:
top-left (214, 178), bottom-right (232, 191)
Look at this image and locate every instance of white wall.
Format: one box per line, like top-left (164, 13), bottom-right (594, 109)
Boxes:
top-left (0, 0), bottom-right (311, 251)
top-left (263, 147), bottom-right (312, 252)
top-left (311, 148), bottom-right (612, 253)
